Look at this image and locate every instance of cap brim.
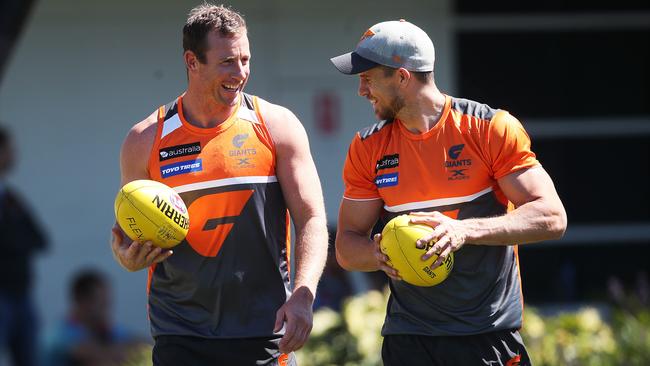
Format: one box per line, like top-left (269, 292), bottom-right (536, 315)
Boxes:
top-left (330, 51), bottom-right (379, 75)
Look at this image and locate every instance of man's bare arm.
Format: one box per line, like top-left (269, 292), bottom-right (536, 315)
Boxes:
top-left (261, 99), bottom-right (329, 353)
top-left (111, 111), bottom-right (172, 271)
top-left (412, 167), bottom-right (567, 268)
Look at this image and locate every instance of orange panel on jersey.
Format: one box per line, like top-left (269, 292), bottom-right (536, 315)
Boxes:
top-left (185, 189), bottom-right (254, 257)
top-left (441, 209), bottom-right (460, 219)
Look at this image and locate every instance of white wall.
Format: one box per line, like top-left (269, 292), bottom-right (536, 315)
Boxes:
top-left (0, 0), bottom-right (453, 339)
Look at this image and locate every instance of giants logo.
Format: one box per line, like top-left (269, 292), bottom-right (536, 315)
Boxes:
top-left (448, 144), bottom-right (464, 159)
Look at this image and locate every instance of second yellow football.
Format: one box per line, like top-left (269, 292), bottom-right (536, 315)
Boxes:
top-left (380, 214), bottom-right (454, 286)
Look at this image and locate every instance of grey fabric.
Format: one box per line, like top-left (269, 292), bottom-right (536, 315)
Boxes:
top-left (359, 119), bottom-right (394, 141)
top-left (380, 191), bottom-right (523, 336)
top-left (331, 20), bottom-right (435, 74)
top-left (149, 181), bottom-right (290, 338)
top-left (451, 97), bottom-right (497, 120)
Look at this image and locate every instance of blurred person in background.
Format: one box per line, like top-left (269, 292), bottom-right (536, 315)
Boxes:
top-left (0, 125), bottom-right (48, 366)
top-left (42, 269), bottom-right (145, 366)
top-left (110, 3), bottom-right (328, 365)
top-left (331, 20), bottom-right (566, 365)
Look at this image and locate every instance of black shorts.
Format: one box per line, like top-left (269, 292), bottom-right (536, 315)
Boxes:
top-left (382, 329), bottom-right (531, 366)
top-left (152, 335), bottom-right (297, 366)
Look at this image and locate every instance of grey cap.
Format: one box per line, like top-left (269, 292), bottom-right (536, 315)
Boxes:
top-left (331, 20), bottom-right (435, 75)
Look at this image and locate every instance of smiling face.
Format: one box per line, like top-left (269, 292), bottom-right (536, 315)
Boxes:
top-left (358, 66), bottom-right (404, 121)
top-left (189, 30), bottom-right (251, 107)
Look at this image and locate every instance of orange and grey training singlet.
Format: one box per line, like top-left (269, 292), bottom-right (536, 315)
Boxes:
top-left (343, 95), bottom-right (539, 336)
top-left (146, 93), bottom-right (291, 338)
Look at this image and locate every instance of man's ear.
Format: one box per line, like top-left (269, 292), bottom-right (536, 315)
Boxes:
top-left (397, 67), bottom-right (411, 87)
top-left (184, 50), bottom-right (200, 72)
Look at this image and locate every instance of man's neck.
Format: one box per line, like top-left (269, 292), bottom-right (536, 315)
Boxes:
top-left (396, 86), bottom-right (446, 134)
top-left (181, 89), bottom-right (238, 129)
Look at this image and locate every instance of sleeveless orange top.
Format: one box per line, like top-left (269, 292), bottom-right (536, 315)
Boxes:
top-left (146, 93), bottom-right (291, 338)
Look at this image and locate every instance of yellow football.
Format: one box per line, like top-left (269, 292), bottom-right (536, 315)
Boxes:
top-left (380, 214), bottom-right (454, 287)
top-left (114, 180), bottom-right (189, 248)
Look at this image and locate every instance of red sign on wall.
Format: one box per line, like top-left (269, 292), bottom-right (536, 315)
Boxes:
top-left (313, 91), bottom-right (340, 135)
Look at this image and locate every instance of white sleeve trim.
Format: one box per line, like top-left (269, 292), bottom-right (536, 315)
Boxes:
top-left (343, 196), bottom-right (383, 201)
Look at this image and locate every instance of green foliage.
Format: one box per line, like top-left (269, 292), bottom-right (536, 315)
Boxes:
top-left (521, 307), bottom-right (617, 366)
top-left (296, 289), bottom-right (388, 366)
top-left (299, 290), bottom-right (650, 366)
top-left (610, 310), bottom-right (650, 365)
top-left (121, 343), bottom-right (153, 366)
top-left (126, 290), bottom-right (650, 366)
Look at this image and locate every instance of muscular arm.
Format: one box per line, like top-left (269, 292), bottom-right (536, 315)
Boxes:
top-left (464, 166), bottom-right (567, 244)
top-left (111, 111), bottom-right (172, 271)
top-left (457, 111), bottom-right (567, 245)
top-left (413, 166), bottom-right (567, 267)
top-left (119, 112), bottom-right (156, 187)
top-left (335, 198), bottom-right (384, 271)
top-left (260, 99), bottom-right (328, 353)
top-left (263, 101), bottom-right (328, 298)
top-left (335, 198), bottom-right (399, 279)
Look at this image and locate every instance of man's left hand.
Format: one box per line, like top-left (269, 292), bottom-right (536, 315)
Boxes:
top-left (274, 286), bottom-right (314, 354)
top-left (410, 211), bottom-right (468, 270)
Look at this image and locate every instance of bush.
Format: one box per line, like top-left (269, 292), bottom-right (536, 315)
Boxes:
top-left (126, 290), bottom-right (650, 366)
top-left (610, 310), bottom-right (650, 365)
top-left (296, 289), bottom-right (388, 366)
top-left (299, 290), bottom-right (650, 366)
top-left (521, 307), bottom-right (616, 366)
top-left (122, 344), bottom-right (153, 366)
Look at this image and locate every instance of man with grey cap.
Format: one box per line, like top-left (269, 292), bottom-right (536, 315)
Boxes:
top-left (332, 20), bottom-right (566, 365)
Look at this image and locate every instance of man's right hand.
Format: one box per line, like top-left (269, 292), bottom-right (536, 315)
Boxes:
top-left (373, 233), bottom-right (401, 281)
top-left (111, 224), bottom-right (173, 272)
